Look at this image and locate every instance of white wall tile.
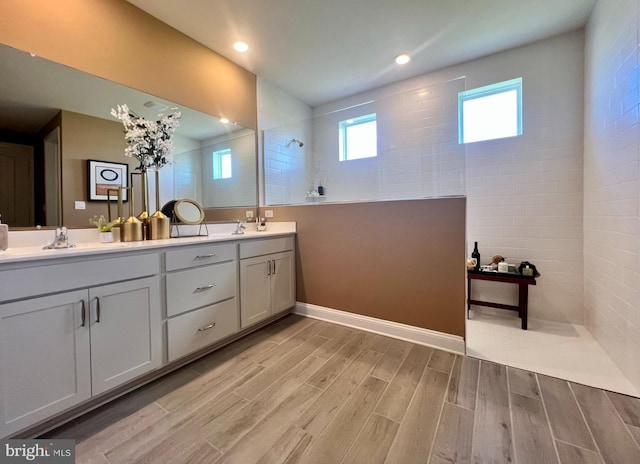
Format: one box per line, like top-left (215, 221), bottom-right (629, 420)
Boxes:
top-left (584, 0), bottom-right (640, 392)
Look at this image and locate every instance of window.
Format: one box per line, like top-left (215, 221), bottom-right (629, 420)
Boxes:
top-left (458, 77), bottom-right (522, 144)
top-left (339, 113), bottom-right (377, 161)
top-left (213, 149), bottom-right (232, 179)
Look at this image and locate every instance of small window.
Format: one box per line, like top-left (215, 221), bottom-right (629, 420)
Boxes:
top-left (458, 77), bottom-right (522, 144)
top-left (339, 113), bottom-right (377, 161)
top-left (213, 149), bottom-right (232, 179)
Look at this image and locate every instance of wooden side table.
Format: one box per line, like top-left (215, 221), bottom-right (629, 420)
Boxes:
top-left (467, 270), bottom-right (537, 330)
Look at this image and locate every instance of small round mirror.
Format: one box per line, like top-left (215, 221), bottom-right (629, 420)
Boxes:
top-left (173, 199), bottom-right (205, 224)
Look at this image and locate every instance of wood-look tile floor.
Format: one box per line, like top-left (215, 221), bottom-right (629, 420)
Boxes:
top-left (44, 315), bottom-right (640, 464)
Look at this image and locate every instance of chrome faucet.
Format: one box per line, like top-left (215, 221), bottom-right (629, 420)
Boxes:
top-left (43, 227), bottom-right (76, 249)
top-left (232, 220), bottom-right (246, 235)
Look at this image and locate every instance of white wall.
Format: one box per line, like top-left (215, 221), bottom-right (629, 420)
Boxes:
top-left (584, 0), bottom-right (640, 390)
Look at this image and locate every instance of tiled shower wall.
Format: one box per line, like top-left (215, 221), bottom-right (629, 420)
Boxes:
top-left (259, 77), bottom-right (313, 206)
top-left (584, 0), bottom-right (640, 390)
top-left (301, 32), bottom-right (585, 325)
top-left (310, 79), bottom-right (466, 202)
top-left (462, 32), bottom-right (585, 324)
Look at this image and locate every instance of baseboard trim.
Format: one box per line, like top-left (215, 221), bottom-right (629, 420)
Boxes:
top-left (294, 302), bottom-right (465, 355)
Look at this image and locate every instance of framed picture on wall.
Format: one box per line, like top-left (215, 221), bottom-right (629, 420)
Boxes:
top-left (87, 159), bottom-right (129, 201)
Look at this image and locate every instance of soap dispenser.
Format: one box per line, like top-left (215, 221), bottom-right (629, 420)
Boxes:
top-left (0, 214), bottom-right (8, 251)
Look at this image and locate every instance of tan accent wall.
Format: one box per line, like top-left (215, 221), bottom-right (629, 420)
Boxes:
top-left (262, 198), bottom-right (466, 337)
top-left (60, 111), bottom-right (135, 226)
top-left (0, 0), bottom-right (257, 130)
top-left (204, 207), bottom-right (257, 223)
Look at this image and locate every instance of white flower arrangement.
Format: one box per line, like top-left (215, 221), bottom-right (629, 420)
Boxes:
top-left (111, 104), bottom-right (181, 171)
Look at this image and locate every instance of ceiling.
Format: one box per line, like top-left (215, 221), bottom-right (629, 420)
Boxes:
top-left (126, 0), bottom-right (597, 107)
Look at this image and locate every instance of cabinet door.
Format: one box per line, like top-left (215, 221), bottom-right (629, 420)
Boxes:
top-left (271, 251), bottom-right (296, 314)
top-left (89, 277), bottom-right (161, 395)
top-left (240, 256), bottom-right (272, 328)
top-left (0, 291), bottom-right (91, 437)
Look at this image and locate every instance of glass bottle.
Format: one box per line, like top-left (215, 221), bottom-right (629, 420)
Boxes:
top-left (471, 242), bottom-right (480, 271)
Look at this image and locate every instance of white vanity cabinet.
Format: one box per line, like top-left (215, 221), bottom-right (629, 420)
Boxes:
top-left (88, 277), bottom-right (161, 395)
top-left (0, 226), bottom-right (296, 438)
top-left (0, 254), bottom-right (161, 437)
top-left (0, 291), bottom-right (91, 437)
top-left (239, 236), bottom-right (296, 328)
top-left (164, 243), bottom-right (239, 362)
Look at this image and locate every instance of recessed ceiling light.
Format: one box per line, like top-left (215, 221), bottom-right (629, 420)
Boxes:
top-left (220, 118), bottom-right (230, 124)
top-left (233, 41), bottom-right (249, 53)
top-left (395, 53), bottom-right (411, 65)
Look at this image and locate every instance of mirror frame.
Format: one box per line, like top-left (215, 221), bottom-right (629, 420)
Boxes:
top-left (173, 199), bottom-right (205, 225)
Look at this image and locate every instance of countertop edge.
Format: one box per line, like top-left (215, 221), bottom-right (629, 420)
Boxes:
top-left (0, 229), bottom-right (296, 265)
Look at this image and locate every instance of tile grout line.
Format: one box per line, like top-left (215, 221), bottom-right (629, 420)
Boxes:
top-left (337, 400), bottom-right (382, 464)
top-left (248, 336), bottom-right (332, 400)
top-left (302, 353), bottom-right (387, 464)
top-left (154, 401), bottom-right (171, 415)
top-left (205, 438), bottom-right (223, 456)
top-left (602, 391), bottom-right (640, 451)
top-left (567, 382), bottom-right (606, 461)
top-left (425, 361), bottom-right (456, 464)
top-left (553, 438), bottom-right (604, 456)
top-left (468, 358), bottom-right (483, 461)
top-left (506, 362), bottom-right (519, 464)
top-left (534, 372), bottom-right (563, 464)
top-left (394, 348), bottom-right (434, 424)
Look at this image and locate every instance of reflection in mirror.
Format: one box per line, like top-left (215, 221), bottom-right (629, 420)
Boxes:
top-left (0, 44), bottom-right (257, 229)
top-left (173, 129), bottom-right (257, 208)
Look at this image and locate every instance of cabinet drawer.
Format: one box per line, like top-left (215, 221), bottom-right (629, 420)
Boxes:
top-left (239, 236), bottom-right (295, 259)
top-left (0, 253), bottom-right (159, 303)
top-left (167, 299), bottom-right (238, 362)
top-left (165, 243), bottom-right (236, 271)
top-left (166, 262), bottom-right (237, 317)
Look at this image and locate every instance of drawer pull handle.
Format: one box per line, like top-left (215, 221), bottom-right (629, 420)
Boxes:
top-left (198, 323), bottom-right (216, 332)
top-left (195, 284), bottom-right (216, 292)
top-left (81, 300), bottom-right (86, 327)
top-left (195, 253), bottom-right (216, 259)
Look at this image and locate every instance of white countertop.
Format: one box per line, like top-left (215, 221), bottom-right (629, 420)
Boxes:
top-left (0, 222), bottom-right (296, 265)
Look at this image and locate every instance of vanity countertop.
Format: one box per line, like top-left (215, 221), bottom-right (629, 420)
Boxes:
top-left (0, 222), bottom-right (296, 265)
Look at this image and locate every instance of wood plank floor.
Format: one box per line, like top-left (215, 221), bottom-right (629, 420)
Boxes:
top-left (43, 315), bottom-right (640, 464)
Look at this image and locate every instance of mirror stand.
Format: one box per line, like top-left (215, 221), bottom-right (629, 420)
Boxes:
top-left (170, 221), bottom-right (209, 238)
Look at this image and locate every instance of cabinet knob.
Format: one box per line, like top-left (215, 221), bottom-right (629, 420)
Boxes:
top-left (197, 322), bottom-right (216, 332)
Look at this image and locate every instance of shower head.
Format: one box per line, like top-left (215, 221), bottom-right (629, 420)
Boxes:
top-left (286, 138), bottom-right (304, 148)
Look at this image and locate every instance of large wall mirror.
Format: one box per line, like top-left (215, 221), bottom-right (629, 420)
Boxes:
top-left (0, 44), bottom-right (257, 229)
